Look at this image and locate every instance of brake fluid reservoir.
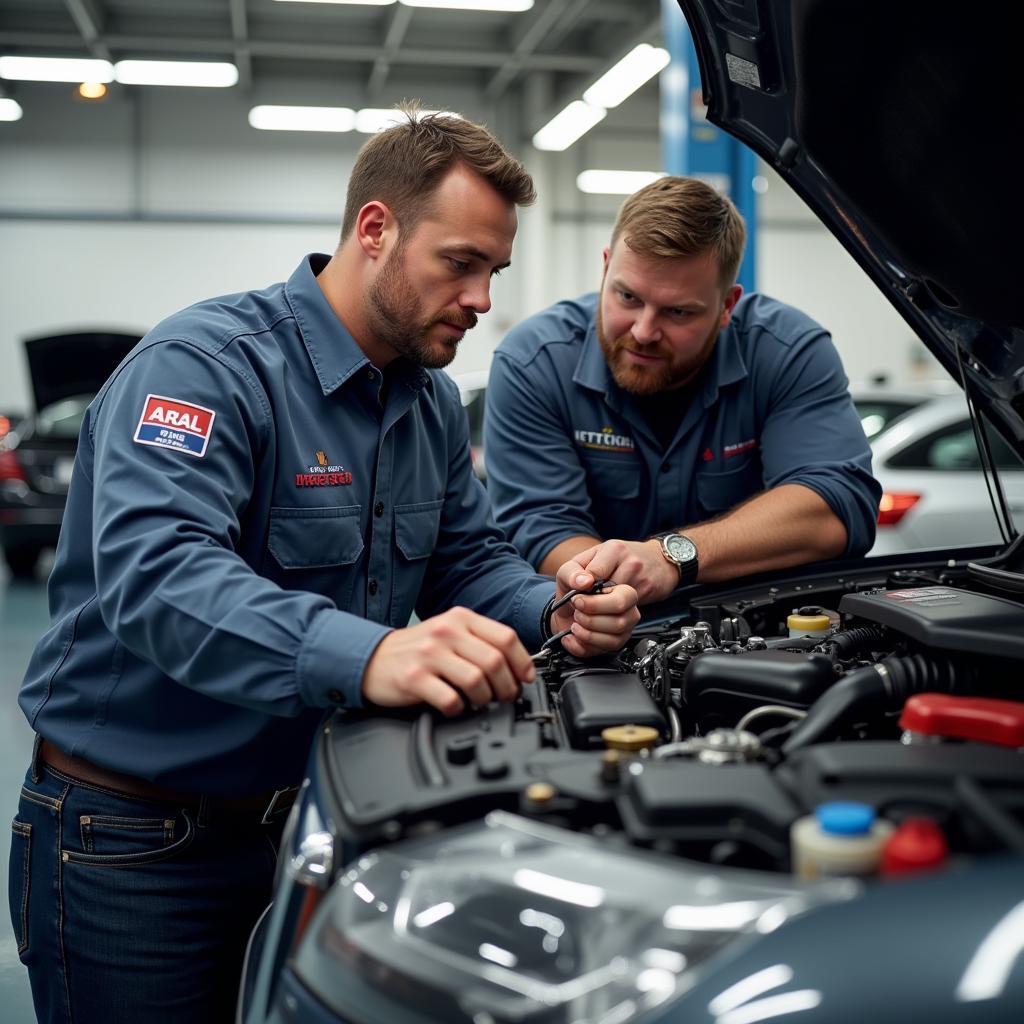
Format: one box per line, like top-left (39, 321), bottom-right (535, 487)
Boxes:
top-left (787, 607), bottom-right (832, 639)
top-left (791, 801), bottom-right (893, 879)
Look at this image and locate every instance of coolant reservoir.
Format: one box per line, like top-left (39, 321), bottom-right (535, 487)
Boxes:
top-left (601, 725), bottom-right (659, 752)
top-left (787, 606), bottom-right (832, 639)
top-left (791, 801), bottom-right (893, 879)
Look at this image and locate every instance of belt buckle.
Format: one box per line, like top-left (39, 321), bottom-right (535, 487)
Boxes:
top-left (261, 786), bottom-right (299, 826)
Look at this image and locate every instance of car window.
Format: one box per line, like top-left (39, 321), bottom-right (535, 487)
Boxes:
top-left (35, 396), bottom-right (90, 439)
top-left (460, 387), bottom-right (486, 448)
top-left (853, 399), bottom-right (924, 439)
top-left (886, 417), bottom-right (1024, 471)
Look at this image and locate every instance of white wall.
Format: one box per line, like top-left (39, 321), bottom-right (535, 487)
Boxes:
top-left (0, 81), bottom-right (944, 413)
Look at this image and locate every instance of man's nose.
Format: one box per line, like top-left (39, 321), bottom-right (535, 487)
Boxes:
top-left (631, 307), bottom-right (661, 344)
top-left (461, 276), bottom-right (492, 315)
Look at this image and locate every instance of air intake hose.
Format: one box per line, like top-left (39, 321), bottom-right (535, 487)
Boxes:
top-left (781, 653), bottom-right (974, 755)
top-left (822, 625), bottom-right (887, 661)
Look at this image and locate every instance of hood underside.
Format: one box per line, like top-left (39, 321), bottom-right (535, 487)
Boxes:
top-left (24, 331), bottom-right (141, 412)
top-left (678, 0), bottom-right (1024, 450)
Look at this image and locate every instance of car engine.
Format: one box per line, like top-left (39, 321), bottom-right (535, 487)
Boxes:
top-left (318, 561), bottom-right (1024, 878)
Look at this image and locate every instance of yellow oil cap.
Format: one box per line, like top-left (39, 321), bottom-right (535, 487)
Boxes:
top-left (787, 612), bottom-right (831, 637)
top-left (602, 725), bottom-right (659, 751)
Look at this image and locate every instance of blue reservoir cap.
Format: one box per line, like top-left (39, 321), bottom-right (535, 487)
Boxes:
top-left (815, 801), bottom-right (875, 836)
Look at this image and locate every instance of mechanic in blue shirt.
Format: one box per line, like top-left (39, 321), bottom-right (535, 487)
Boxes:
top-left (9, 109), bottom-right (639, 1024)
top-left (485, 176), bottom-right (880, 603)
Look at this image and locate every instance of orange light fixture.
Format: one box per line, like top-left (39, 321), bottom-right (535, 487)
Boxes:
top-left (78, 81), bottom-right (107, 100)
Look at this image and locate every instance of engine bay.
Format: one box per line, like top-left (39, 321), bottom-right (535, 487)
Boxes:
top-left (320, 561), bottom-right (1024, 878)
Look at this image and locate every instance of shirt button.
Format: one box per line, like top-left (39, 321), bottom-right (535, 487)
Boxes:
top-left (368, 578), bottom-right (379, 596)
top-left (366, 368), bottom-right (375, 380)
top-left (660, 462), bottom-right (671, 474)
top-left (328, 690), bottom-right (345, 705)
top-left (374, 501), bottom-right (384, 517)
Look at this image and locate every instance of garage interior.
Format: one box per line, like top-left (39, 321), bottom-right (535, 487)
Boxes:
top-left (0, 2), bottom-right (978, 1022)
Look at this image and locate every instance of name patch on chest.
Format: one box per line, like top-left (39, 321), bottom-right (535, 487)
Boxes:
top-left (574, 426), bottom-right (635, 453)
top-left (296, 450), bottom-right (353, 487)
top-left (133, 395), bottom-right (216, 457)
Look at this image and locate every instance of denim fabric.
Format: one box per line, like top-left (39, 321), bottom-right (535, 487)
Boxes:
top-left (8, 755), bottom-right (283, 1024)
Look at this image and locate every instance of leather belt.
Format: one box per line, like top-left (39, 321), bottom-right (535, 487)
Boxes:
top-left (39, 740), bottom-right (299, 826)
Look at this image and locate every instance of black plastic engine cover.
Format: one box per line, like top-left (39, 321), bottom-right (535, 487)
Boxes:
top-left (841, 586), bottom-right (1024, 658)
top-left (683, 649), bottom-right (837, 729)
top-left (558, 672), bottom-right (665, 749)
top-left (616, 760), bottom-right (799, 861)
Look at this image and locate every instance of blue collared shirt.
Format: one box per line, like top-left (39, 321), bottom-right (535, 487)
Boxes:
top-left (19, 255), bottom-right (552, 796)
top-left (485, 292), bottom-right (880, 566)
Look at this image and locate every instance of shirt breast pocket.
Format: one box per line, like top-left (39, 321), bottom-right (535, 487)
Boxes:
top-left (581, 454), bottom-right (642, 501)
top-left (696, 455), bottom-right (763, 515)
top-left (392, 499), bottom-right (444, 622)
top-left (266, 505), bottom-right (364, 606)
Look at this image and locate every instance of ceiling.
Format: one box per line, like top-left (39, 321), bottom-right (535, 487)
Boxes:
top-left (0, 0), bottom-right (664, 127)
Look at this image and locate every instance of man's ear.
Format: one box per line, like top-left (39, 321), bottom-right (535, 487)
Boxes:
top-left (601, 246), bottom-right (611, 274)
top-left (720, 283), bottom-right (743, 326)
top-left (354, 201), bottom-right (394, 261)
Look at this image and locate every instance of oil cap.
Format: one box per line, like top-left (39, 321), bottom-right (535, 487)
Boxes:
top-left (899, 694), bottom-right (1024, 747)
top-left (602, 725), bottom-right (659, 752)
top-left (882, 818), bottom-right (948, 876)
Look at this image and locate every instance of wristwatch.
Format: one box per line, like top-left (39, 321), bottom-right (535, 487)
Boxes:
top-left (653, 531), bottom-right (699, 586)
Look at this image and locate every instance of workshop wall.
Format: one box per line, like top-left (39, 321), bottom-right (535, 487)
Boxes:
top-left (0, 83), bottom-right (934, 413)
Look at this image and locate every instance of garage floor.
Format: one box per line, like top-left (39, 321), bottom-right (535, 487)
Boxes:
top-left (1, 562), bottom-right (53, 1023)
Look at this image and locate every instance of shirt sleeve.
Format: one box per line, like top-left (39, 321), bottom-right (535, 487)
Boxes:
top-left (485, 346), bottom-right (602, 568)
top-left (90, 338), bottom-right (392, 716)
top-left (756, 328), bottom-right (882, 556)
top-left (414, 373), bottom-right (553, 650)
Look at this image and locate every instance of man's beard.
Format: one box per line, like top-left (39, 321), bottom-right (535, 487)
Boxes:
top-left (366, 243), bottom-right (477, 369)
top-left (596, 303), bottom-right (719, 395)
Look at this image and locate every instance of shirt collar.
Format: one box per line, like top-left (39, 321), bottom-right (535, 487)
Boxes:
top-left (572, 290), bottom-right (749, 408)
top-left (285, 253), bottom-right (429, 397)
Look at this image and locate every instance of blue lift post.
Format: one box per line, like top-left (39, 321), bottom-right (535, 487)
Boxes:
top-left (660, 0), bottom-right (758, 293)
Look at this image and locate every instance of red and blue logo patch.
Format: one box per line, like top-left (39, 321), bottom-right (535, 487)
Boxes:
top-left (133, 395), bottom-right (216, 458)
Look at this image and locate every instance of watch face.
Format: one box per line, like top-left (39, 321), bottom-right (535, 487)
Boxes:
top-left (664, 534), bottom-right (696, 564)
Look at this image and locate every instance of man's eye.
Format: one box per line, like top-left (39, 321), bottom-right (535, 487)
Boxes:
top-left (669, 309), bottom-right (691, 318)
top-left (448, 258), bottom-right (470, 272)
top-left (490, 266), bottom-right (504, 278)
top-left (619, 290), bottom-right (637, 303)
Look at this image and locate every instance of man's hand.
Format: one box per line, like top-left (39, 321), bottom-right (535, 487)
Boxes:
top-left (559, 539), bottom-right (678, 606)
top-left (362, 607), bottom-right (535, 716)
top-left (550, 568), bottom-right (641, 657)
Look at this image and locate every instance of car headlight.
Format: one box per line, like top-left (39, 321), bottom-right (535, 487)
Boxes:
top-left (288, 811), bottom-right (856, 1023)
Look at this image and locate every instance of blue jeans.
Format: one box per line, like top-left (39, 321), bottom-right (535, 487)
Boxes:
top-left (8, 746), bottom-right (285, 1024)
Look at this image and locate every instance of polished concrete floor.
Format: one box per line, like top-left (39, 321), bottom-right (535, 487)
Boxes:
top-left (1, 559), bottom-right (50, 1022)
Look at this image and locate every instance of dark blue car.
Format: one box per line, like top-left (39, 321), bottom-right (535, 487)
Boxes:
top-left (240, 1), bottom-right (1024, 1020)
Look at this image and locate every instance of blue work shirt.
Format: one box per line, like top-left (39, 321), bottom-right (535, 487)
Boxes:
top-left (486, 292), bottom-right (880, 566)
top-left (19, 254), bottom-right (552, 796)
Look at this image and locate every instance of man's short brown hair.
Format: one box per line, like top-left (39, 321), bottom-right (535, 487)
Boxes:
top-left (610, 176), bottom-right (747, 289)
top-left (340, 102), bottom-right (535, 242)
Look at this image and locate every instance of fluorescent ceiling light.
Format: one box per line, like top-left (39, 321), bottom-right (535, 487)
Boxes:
top-left (0, 55), bottom-right (113, 83)
top-left (577, 169), bottom-right (665, 195)
top-left (400, 0), bottom-right (534, 10)
top-left (583, 43), bottom-right (671, 109)
top-left (273, 1), bottom-right (395, 6)
top-left (249, 104), bottom-right (356, 132)
top-left (114, 61), bottom-right (238, 88)
top-left (0, 97), bottom-right (23, 121)
top-left (532, 100), bottom-right (605, 152)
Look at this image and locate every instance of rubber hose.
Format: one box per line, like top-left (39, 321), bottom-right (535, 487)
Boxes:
top-left (781, 652), bottom-right (974, 755)
top-left (824, 625), bottom-right (887, 660)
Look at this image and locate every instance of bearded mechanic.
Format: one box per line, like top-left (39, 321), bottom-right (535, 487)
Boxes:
top-left (485, 176), bottom-right (880, 604)
top-left (10, 109), bottom-right (639, 1024)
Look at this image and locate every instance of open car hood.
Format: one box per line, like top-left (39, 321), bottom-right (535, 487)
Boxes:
top-left (677, 0), bottom-right (1024, 455)
top-left (24, 331), bottom-right (141, 412)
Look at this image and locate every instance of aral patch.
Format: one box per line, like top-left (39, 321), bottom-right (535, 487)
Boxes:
top-left (133, 395), bottom-right (216, 457)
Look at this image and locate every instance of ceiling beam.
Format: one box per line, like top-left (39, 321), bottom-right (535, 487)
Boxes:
top-left (228, 0), bottom-right (252, 89)
top-left (63, 0), bottom-right (110, 61)
top-left (485, 0), bottom-right (591, 100)
top-left (0, 30), bottom-right (603, 73)
top-left (366, 4), bottom-right (413, 99)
